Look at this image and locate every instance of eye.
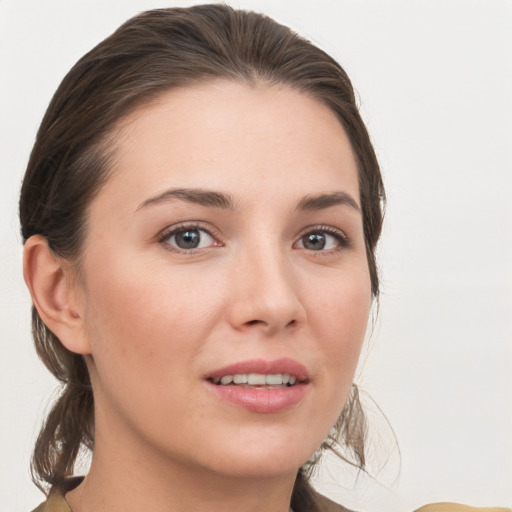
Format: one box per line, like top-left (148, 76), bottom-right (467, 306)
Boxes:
top-left (160, 225), bottom-right (218, 252)
top-left (295, 228), bottom-right (348, 252)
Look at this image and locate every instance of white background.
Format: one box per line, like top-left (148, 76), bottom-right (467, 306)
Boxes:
top-left (1, 1), bottom-right (511, 511)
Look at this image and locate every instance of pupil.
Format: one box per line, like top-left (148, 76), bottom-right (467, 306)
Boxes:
top-left (176, 230), bottom-right (200, 249)
top-left (304, 233), bottom-right (325, 250)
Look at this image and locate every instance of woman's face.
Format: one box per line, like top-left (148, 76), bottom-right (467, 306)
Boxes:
top-left (72, 80), bottom-right (372, 480)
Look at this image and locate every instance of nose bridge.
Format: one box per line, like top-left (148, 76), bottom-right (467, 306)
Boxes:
top-left (227, 237), bottom-right (304, 333)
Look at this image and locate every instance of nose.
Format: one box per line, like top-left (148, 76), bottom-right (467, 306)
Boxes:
top-left (225, 246), bottom-right (306, 335)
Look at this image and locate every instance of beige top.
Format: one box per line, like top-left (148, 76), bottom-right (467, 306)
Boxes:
top-left (31, 479), bottom-right (511, 512)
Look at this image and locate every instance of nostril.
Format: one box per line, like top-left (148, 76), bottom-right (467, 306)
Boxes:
top-left (246, 319), bottom-right (268, 327)
top-left (243, 318), bottom-right (298, 330)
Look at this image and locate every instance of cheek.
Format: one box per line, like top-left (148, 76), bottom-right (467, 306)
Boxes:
top-left (308, 264), bottom-right (372, 389)
top-left (80, 254), bottom-right (222, 381)
top-left (313, 263), bottom-right (371, 334)
top-left (299, 269), bottom-right (371, 450)
top-left (78, 256), bottom-right (228, 442)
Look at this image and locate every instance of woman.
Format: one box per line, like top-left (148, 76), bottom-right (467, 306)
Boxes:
top-left (17, 4), bottom-right (509, 512)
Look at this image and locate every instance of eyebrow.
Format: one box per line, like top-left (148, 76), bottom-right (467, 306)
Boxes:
top-left (137, 188), bottom-right (236, 211)
top-left (296, 191), bottom-right (361, 213)
top-left (137, 187), bottom-right (360, 214)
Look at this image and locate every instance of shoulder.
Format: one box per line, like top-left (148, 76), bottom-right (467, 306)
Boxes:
top-left (293, 477), bottom-right (355, 512)
top-left (30, 478), bottom-right (83, 512)
top-left (309, 499), bottom-right (512, 512)
top-left (308, 491), bottom-right (512, 512)
top-left (30, 493), bottom-right (70, 512)
top-left (414, 504), bottom-right (511, 512)
top-left (314, 492), bottom-right (355, 512)
top-left (297, 480), bottom-right (356, 512)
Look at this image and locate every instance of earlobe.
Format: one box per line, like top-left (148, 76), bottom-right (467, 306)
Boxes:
top-left (23, 235), bottom-right (91, 355)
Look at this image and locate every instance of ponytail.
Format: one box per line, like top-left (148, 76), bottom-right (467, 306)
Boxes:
top-left (30, 308), bottom-right (94, 492)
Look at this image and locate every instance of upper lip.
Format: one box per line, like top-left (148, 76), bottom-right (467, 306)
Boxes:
top-left (206, 358), bottom-right (309, 382)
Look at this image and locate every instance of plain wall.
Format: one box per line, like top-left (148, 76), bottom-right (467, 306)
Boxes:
top-left (1, 1), bottom-right (511, 511)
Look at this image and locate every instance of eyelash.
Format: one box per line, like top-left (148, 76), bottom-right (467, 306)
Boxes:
top-left (294, 225), bottom-right (350, 255)
top-left (158, 222), bottom-right (222, 254)
top-left (157, 223), bottom-right (350, 254)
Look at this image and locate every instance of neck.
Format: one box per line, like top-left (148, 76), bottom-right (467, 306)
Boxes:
top-left (66, 420), bottom-right (297, 512)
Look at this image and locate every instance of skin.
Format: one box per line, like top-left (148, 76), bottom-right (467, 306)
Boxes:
top-left (25, 80), bottom-right (372, 512)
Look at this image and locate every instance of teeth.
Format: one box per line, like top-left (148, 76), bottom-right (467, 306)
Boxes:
top-left (214, 373), bottom-right (298, 386)
top-left (220, 375), bottom-right (233, 385)
top-left (233, 374), bottom-right (248, 384)
top-left (247, 373), bottom-right (266, 385)
top-left (265, 373), bottom-right (283, 385)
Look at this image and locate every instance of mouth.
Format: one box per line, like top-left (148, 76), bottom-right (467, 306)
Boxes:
top-left (204, 358), bottom-right (309, 413)
top-left (208, 372), bottom-right (300, 389)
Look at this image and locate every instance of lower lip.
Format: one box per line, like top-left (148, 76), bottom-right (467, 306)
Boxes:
top-left (207, 382), bottom-right (307, 413)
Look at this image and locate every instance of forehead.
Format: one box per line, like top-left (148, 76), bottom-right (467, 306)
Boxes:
top-left (97, 80), bottom-right (360, 210)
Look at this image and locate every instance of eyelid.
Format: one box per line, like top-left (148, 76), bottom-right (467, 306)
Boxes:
top-left (294, 225), bottom-right (350, 251)
top-left (156, 222), bottom-right (349, 254)
top-left (157, 221), bottom-right (223, 253)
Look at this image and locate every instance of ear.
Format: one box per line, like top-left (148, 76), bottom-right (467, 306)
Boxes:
top-left (23, 235), bottom-right (92, 355)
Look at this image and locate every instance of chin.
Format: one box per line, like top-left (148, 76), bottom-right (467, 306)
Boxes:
top-left (199, 435), bottom-right (317, 480)
top-left (212, 456), bottom-right (306, 481)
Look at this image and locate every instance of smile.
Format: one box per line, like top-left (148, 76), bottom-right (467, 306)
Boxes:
top-left (206, 359), bottom-right (308, 413)
top-left (210, 373), bottom-right (299, 387)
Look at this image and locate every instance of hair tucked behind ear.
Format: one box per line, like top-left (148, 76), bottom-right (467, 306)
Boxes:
top-left (20, 3), bottom-right (384, 498)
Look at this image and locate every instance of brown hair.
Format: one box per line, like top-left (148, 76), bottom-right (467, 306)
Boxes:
top-left (20, 3), bottom-right (384, 502)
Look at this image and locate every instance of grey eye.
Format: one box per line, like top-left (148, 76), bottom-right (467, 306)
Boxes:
top-left (297, 231), bottom-right (341, 251)
top-left (165, 228), bottom-right (215, 250)
top-left (301, 233), bottom-right (326, 250)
